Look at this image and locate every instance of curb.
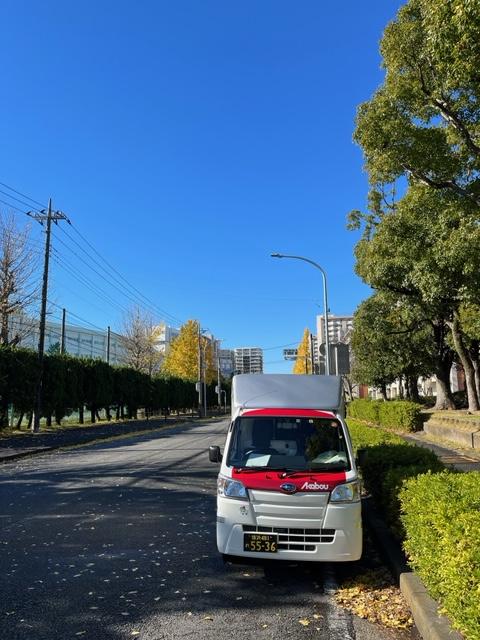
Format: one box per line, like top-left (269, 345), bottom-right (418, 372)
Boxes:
top-left (362, 498), bottom-right (463, 640)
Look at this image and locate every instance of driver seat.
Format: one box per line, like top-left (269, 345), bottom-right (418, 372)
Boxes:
top-left (250, 419), bottom-right (278, 454)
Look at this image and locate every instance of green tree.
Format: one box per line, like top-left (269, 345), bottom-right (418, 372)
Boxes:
top-left (351, 291), bottom-right (439, 402)
top-left (350, 0), bottom-right (480, 410)
top-left (41, 353), bottom-right (67, 426)
top-left (82, 357), bottom-right (114, 423)
top-left (0, 347), bottom-right (39, 429)
top-left (351, 186), bottom-right (478, 408)
top-left (47, 342), bottom-right (61, 355)
top-left (351, 293), bottom-right (404, 399)
top-left (353, 0), bottom-right (480, 209)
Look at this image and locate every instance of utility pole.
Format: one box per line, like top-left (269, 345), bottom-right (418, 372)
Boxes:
top-left (28, 199), bottom-right (70, 433)
top-left (61, 308), bottom-right (66, 354)
top-left (198, 326), bottom-right (203, 417)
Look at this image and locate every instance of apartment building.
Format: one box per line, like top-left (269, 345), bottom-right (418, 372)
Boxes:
top-left (316, 314), bottom-right (354, 346)
top-left (234, 347), bottom-right (263, 374)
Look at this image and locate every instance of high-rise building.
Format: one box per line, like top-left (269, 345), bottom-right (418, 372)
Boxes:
top-left (234, 347), bottom-right (263, 374)
top-left (315, 314), bottom-right (354, 375)
top-left (219, 349), bottom-right (235, 378)
top-left (316, 314), bottom-right (354, 345)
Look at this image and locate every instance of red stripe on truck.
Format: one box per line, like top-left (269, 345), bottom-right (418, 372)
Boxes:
top-left (240, 408), bottom-right (336, 418)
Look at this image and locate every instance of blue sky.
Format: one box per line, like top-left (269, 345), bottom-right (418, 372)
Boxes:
top-left (1, 0), bottom-right (403, 373)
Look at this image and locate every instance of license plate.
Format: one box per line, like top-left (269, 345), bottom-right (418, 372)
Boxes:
top-left (243, 533), bottom-right (278, 553)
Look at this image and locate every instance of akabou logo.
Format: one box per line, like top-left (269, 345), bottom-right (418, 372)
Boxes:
top-left (301, 481), bottom-right (330, 491)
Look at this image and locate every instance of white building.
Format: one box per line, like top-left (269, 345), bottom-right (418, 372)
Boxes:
top-left (220, 349), bottom-right (235, 378)
top-left (11, 313), bottom-right (184, 366)
top-left (234, 347), bottom-right (263, 374)
top-left (316, 314), bottom-right (354, 346)
top-left (18, 318), bottom-right (125, 364)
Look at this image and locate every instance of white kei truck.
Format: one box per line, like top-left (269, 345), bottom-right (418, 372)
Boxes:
top-left (209, 374), bottom-right (363, 563)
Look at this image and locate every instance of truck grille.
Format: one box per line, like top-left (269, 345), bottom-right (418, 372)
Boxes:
top-left (243, 525), bottom-right (335, 551)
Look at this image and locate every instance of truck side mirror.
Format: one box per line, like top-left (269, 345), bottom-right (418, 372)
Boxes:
top-left (356, 448), bottom-right (368, 468)
top-left (209, 445), bottom-right (223, 463)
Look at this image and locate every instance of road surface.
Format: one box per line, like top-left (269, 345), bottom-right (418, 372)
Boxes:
top-left (0, 419), bottom-right (418, 639)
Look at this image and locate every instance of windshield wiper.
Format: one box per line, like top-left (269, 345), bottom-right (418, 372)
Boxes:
top-left (234, 466), bottom-right (295, 474)
top-left (233, 466), bottom-right (271, 473)
top-left (308, 463), bottom-right (348, 472)
top-left (279, 469), bottom-right (315, 478)
top-left (279, 465), bottom-right (348, 477)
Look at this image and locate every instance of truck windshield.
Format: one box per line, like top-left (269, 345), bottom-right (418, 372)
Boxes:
top-left (226, 415), bottom-right (350, 471)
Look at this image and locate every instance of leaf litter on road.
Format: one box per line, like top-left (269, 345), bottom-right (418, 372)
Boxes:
top-left (334, 528), bottom-right (414, 630)
top-left (334, 566), bottom-right (414, 629)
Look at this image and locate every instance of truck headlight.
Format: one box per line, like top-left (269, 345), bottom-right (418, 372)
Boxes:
top-left (330, 480), bottom-right (361, 503)
top-left (218, 474), bottom-right (248, 500)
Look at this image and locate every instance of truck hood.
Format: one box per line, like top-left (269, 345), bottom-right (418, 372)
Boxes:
top-left (232, 468), bottom-right (347, 493)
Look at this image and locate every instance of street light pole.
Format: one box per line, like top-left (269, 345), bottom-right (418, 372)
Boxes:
top-left (271, 253), bottom-right (331, 375)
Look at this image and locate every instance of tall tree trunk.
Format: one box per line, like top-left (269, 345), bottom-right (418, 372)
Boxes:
top-left (448, 314), bottom-right (479, 412)
top-left (430, 318), bottom-right (456, 410)
top-left (380, 381), bottom-right (388, 399)
top-left (469, 341), bottom-right (480, 408)
top-left (406, 373), bottom-right (420, 403)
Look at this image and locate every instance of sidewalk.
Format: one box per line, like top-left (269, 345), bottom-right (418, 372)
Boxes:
top-left (0, 417), bottom-right (179, 463)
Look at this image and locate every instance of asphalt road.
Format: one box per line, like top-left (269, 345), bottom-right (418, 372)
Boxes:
top-left (0, 419), bottom-right (418, 640)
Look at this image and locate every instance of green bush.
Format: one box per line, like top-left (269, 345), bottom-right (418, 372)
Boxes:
top-left (347, 398), bottom-right (421, 432)
top-left (358, 442), bottom-right (444, 540)
top-left (348, 398), bottom-right (382, 424)
top-left (348, 418), bottom-right (479, 638)
top-left (401, 471), bottom-right (480, 639)
top-left (347, 419), bottom-right (405, 451)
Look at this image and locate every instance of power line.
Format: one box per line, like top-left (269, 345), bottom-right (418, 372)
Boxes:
top-left (50, 228), bottom-right (183, 326)
top-left (57, 222), bottom-right (186, 326)
top-left (0, 181), bottom-right (185, 327)
top-left (0, 182), bottom-right (46, 209)
top-left (262, 341), bottom-right (299, 351)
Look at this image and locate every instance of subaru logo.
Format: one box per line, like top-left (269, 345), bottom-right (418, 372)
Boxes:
top-left (280, 483), bottom-right (297, 494)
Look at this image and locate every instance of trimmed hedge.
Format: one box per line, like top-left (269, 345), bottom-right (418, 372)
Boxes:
top-left (347, 419), bottom-right (405, 450)
top-left (347, 398), bottom-right (421, 432)
top-left (348, 418), bottom-right (480, 638)
top-left (359, 442), bottom-right (444, 540)
top-left (401, 471), bottom-right (480, 639)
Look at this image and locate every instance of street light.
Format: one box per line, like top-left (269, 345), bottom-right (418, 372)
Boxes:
top-left (271, 253), bottom-right (331, 375)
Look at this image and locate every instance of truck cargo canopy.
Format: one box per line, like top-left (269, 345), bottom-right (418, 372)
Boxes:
top-left (232, 374), bottom-right (344, 413)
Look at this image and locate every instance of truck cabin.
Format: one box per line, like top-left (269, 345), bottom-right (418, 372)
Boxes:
top-left (227, 413), bottom-right (350, 472)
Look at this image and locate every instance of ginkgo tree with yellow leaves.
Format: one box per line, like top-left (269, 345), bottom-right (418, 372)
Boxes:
top-left (292, 327), bottom-right (312, 374)
top-left (161, 318), bottom-right (217, 383)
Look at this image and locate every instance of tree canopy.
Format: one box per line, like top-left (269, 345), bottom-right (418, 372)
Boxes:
top-left (117, 307), bottom-right (163, 375)
top-left (349, 0), bottom-right (480, 409)
top-left (160, 319), bottom-right (216, 383)
top-left (293, 328), bottom-right (312, 374)
top-left (353, 0), bottom-right (480, 209)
